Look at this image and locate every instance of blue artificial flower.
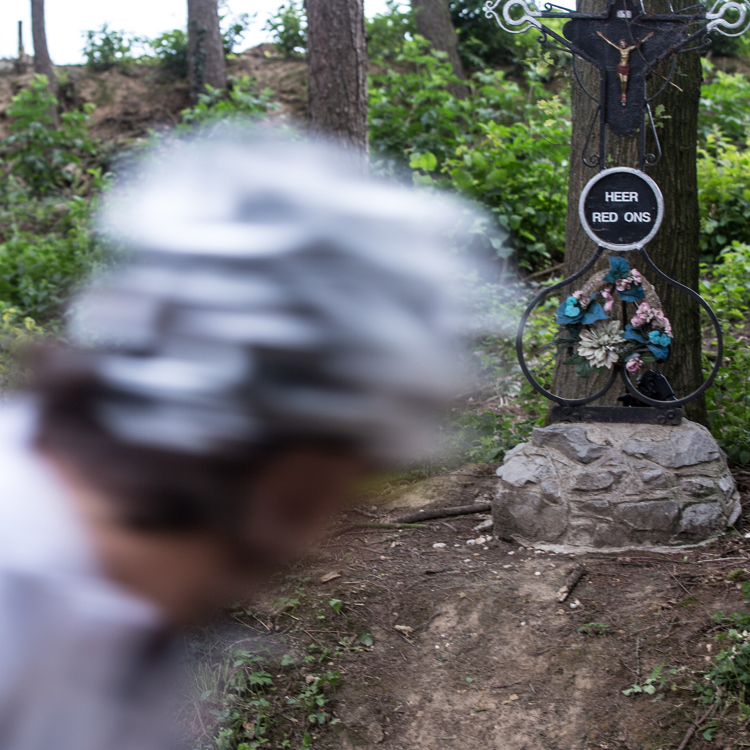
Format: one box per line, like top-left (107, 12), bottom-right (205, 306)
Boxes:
top-left (648, 330), bottom-right (671, 347)
top-left (564, 296), bottom-right (580, 317)
top-left (603, 256), bottom-right (630, 283)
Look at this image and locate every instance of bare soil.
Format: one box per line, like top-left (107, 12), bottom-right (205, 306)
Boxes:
top-left (0, 45), bottom-right (307, 143)
top-left (240, 467), bottom-right (750, 750)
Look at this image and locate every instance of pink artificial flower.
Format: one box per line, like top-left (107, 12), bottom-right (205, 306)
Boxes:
top-left (572, 290), bottom-right (589, 307)
top-left (630, 312), bottom-right (646, 327)
top-left (602, 287), bottom-right (614, 313)
top-left (626, 356), bottom-right (643, 373)
top-left (616, 278), bottom-right (632, 291)
top-left (631, 269), bottom-right (643, 283)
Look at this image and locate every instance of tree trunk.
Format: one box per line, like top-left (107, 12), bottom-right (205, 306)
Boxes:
top-left (15, 20), bottom-right (28, 74)
top-left (306, 0), bottom-right (369, 171)
top-left (187, 0), bottom-right (227, 96)
top-left (30, 0), bottom-right (57, 126)
top-left (551, 0), bottom-right (705, 423)
top-left (412, 0), bottom-right (469, 99)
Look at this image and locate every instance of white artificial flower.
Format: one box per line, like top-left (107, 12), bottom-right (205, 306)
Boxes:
top-left (577, 319), bottom-right (624, 369)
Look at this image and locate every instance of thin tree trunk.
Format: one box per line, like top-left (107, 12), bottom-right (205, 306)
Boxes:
top-left (412, 0), bottom-right (469, 99)
top-left (187, 0), bottom-right (227, 96)
top-left (30, 0), bottom-right (57, 126)
top-left (14, 20), bottom-right (28, 74)
top-left (551, 0), bottom-right (705, 423)
top-left (306, 0), bottom-right (369, 172)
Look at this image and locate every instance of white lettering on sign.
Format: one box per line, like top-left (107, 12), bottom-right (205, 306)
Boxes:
top-left (605, 191), bottom-right (639, 202)
top-left (624, 211), bottom-right (652, 223)
top-left (616, 10), bottom-right (632, 18)
top-left (591, 212), bottom-right (618, 223)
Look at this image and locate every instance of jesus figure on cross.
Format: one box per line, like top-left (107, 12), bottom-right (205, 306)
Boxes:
top-left (597, 31), bottom-right (654, 106)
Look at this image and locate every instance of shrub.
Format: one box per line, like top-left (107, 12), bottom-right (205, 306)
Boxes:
top-left (177, 76), bottom-right (279, 132)
top-left (366, 0), bottom-right (415, 60)
top-left (82, 25), bottom-right (136, 71)
top-left (697, 132), bottom-right (750, 262)
top-left (702, 242), bottom-right (750, 466)
top-left (151, 30), bottom-right (189, 78)
top-left (699, 60), bottom-right (750, 146)
top-left (2, 76), bottom-right (99, 197)
top-left (265, 1), bottom-right (307, 57)
top-left (220, 4), bottom-right (253, 56)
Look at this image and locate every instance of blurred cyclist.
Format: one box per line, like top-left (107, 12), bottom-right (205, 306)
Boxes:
top-left (0, 134), bottom-right (468, 749)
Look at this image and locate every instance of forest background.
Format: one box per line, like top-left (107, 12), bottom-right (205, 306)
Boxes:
top-left (1, 0), bottom-right (750, 474)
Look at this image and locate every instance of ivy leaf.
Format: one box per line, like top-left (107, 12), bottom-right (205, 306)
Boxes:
top-left (576, 360), bottom-right (593, 378)
top-left (409, 151), bottom-right (438, 172)
top-left (564, 353), bottom-right (587, 365)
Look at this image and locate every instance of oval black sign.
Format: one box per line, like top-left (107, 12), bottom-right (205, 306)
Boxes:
top-left (579, 167), bottom-right (663, 251)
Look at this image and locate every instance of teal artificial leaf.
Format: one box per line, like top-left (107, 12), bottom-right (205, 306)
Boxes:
top-left (603, 256), bottom-right (630, 283)
top-left (646, 343), bottom-right (670, 361)
top-left (623, 324), bottom-right (647, 343)
top-left (580, 302), bottom-right (608, 325)
top-left (617, 284), bottom-right (645, 302)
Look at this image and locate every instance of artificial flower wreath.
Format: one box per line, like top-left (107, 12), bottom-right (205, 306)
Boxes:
top-left (554, 256), bottom-right (673, 378)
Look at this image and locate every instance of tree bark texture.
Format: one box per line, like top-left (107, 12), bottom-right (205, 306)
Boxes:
top-left (31, 0), bottom-right (54, 86)
top-left (412, 0), bottom-right (469, 99)
top-left (551, 0), bottom-right (705, 423)
top-left (187, 0), bottom-right (227, 96)
top-left (306, 0), bottom-right (369, 171)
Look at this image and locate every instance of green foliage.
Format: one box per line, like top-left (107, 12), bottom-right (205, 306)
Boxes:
top-left (701, 242), bottom-right (750, 466)
top-left (578, 622), bottom-right (610, 636)
top-left (703, 628), bottom-right (750, 701)
top-left (0, 308), bottom-right (47, 392)
top-left (193, 644), bottom-right (340, 750)
top-left (699, 60), bottom-right (750, 146)
top-left (265, 1), bottom-right (307, 58)
top-left (0, 78), bottom-right (104, 321)
top-left (450, 0), bottom-right (560, 71)
top-left (2, 76), bottom-right (99, 197)
top-left (0, 186), bottom-right (102, 320)
top-left (178, 76), bottom-right (279, 132)
top-left (622, 664), bottom-right (677, 697)
top-left (150, 30), bottom-right (189, 78)
top-left (697, 133), bottom-right (750, 263)
top-left (442, 89), bottom-right (570, 270)
top-left (82, 25), bottom-right (135, 71)
top-left (220, 2), bottom-right (253, 56)
top-left (366, 1), bottom-right (415, 60)
top-left (369, 41), bottom-right (570, 270)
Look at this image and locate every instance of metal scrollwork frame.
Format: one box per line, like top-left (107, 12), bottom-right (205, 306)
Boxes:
top-left (484, 0), bottom-right (735, 417)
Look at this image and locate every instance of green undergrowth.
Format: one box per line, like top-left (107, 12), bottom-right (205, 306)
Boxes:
top-left (701, 242), bottom-right (750, 466)
top-left (188, 579), bottom-right (377, 749)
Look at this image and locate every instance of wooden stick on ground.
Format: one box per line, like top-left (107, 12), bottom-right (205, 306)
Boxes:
top-left (396, 502), bottom-right (492, 524)
top-left (556, 565), bottom-right (586, 602)
top-left (676, 702), bottom-right (717, 750)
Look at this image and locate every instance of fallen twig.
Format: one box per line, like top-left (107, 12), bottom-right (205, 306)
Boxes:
top-left (396, 503), bottom-right (492, 524)
top-left (675, 702), bottom-right (717, 750)
top-left (557, 565), bottom-right (586, 602)
top-left (334, 522), bottom-right (426, 535)
top-left (523, 263), bottom-right (563, 282)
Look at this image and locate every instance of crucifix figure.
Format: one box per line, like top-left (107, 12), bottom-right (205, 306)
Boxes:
top-left (597, 31), bottom-right (654, 106)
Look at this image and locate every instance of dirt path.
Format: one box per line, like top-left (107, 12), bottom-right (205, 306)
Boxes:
top-left (230, 469), bottom-right (750, 750)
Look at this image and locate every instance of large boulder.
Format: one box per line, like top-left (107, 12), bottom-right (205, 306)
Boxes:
top-left (494, 420), bottom-right (740, 551)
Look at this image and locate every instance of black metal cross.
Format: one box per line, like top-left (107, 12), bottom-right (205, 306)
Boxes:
top-left (484, 0), bottom-right (750, 167)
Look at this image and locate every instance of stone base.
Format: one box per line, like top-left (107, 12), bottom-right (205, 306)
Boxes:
top-left (494, 420), bottom-right (741, 550)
